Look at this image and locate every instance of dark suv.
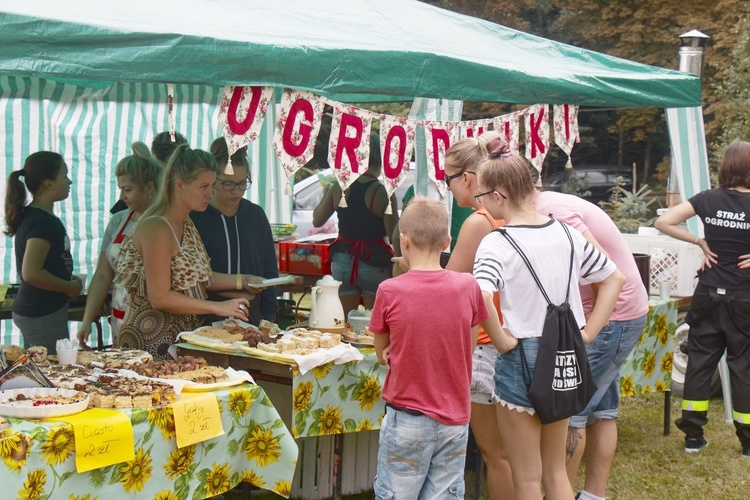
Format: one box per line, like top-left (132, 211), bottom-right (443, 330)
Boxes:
top-left (543, 165), bottom-right (633, 204)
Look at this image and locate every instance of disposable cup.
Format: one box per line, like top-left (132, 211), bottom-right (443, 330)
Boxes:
top-left (659, 280), bottom-right (671, 301)
top-left (57, 349), bottom-right (78, 366)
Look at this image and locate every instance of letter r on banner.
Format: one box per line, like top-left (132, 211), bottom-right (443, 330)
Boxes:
top-left (334, 112), bottom-right (365, 172)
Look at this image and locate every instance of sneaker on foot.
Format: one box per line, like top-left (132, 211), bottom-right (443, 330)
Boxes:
top-left (685, 437), bottom-right (708, 453)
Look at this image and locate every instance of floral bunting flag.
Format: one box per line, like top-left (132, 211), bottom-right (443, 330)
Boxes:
top-left (553, 104), bottom-right (580, 168)
top-left (272, 88), bottom-right (326, 182)
top-left (379, 115), bottom-right (416, 214)
top-left (492, 112), bottom-right (521, 155)
top-left (424, 121), bottom-right (459, 198)
top-left (218, 85), bottom-right (274, 174)
top-left (524, 104), bottom-right (550, 174)
top-left (327, 103), bottom-right (373, 201)
top-left (460, 118), bottom-right (493, 140)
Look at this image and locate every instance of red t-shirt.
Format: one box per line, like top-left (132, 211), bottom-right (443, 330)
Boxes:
top-left (369, 269), bottom-right (489, 425)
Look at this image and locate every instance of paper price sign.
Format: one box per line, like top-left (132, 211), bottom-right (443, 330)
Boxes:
top-left (172, 392), bottom-right (224, 448)
top-left (51, 408), bottom-right (135, 473)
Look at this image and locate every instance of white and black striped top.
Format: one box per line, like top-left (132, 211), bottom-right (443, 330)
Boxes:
top-left (473, 219), bottom-right (616, 339)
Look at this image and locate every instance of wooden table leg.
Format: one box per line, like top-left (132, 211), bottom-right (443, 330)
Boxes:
top-left (332, 433), bottom-right (343, 499)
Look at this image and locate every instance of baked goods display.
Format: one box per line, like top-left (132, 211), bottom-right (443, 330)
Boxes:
top-left (5, 391), bottom-right (87, 406)
top-left (342, 325), bottom-right (374, 346)
top-left (1, 345), bottom-right (26, 365)
top-left (76, 348), bottom-right (153, 368)
top-left (180, 320), bottom-right (282, 351)
top-left (253, 328), bottom-right (342, 356)
top-left (0, 388), bottom-right (90, 418)
top-left (76, 375), bottom-right (177, 409)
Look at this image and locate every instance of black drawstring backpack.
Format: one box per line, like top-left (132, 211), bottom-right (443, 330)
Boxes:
top-left (499, 221), bottom-right (597, 425)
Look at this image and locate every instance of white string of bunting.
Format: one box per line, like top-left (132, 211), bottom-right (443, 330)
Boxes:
top-left (215, 85), bottom-right (580, 203)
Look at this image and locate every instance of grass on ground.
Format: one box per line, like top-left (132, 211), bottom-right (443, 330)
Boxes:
top-left (224, 393), bottom-right (748, 499)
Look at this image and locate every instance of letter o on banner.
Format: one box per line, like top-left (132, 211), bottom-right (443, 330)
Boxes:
top-left (383, 125), bottom-right (407, 180)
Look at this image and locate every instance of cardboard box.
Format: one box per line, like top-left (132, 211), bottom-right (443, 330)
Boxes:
top-left (621, 233), bottom-right (704, 297)
top-left (278, 241), bottom-right (332, 276)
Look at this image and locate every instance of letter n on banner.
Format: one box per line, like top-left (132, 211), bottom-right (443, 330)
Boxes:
top-left (272, 88), bottom-right (326, 180)
top-left (380, 115), bottom-right (416, 208)
top-left (524, 104), bottom-right (550, 175)
top-left (218, 86), bottom-right (274, 173)
top-left (327, 104), bottom-right (372, 193)
top-left (424, 121), bottom-right (459, 198)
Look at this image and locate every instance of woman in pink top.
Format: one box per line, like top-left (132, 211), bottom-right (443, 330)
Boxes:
top-left (534, 189), bottom-right (648, 499)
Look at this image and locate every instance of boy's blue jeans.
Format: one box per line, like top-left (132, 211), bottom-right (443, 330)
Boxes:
top-left (374, 406), bottom-right (467, 499)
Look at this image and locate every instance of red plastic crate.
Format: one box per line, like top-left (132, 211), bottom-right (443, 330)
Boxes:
top-left (278, 241), bottom-right (332, 276)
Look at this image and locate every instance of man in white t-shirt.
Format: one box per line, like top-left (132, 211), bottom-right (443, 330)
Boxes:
top-left (535, 190), bottom-right (649, 500)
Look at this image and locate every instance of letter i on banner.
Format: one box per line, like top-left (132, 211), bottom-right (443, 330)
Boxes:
top-left (424, 121), bottom-right (459, 198)
top-left (218, 85), bottom-right (274, 174)
top-left (492, 112), bottom-right (521, 155)
top-left (553, 104), bottom-right (580, 169)
top-left (327, 103), bottom-right (373, 207)
top-left (460, 119), bottom-right (492, 140)
top-left (272, 88), bottom-right (326, 193)
top-left (524, 104), bottom-right (550, 179)
top-left (380, 115), bottom-right (416, 214)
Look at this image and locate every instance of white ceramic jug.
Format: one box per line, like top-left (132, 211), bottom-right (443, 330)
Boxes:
top-left (308, 275), bottom-right (345, 330)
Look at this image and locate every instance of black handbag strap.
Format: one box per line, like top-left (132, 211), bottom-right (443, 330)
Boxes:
top-left (498, 220), bottom-right (576, 390)
top-left (497, 220), bottom-right (575, 306)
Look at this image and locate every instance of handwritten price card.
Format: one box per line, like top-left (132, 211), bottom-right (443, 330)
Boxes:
top-left (51, 408), bottom-right (135, 472)
top-left (172, 392), bottom-right (224, 448)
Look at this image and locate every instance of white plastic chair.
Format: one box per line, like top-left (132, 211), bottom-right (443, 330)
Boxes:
top-left (674, 323), bottom-right (733, 423)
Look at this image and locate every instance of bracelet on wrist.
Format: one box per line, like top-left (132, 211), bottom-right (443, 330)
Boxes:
top-left (235, 274), bottom-right (243, 291)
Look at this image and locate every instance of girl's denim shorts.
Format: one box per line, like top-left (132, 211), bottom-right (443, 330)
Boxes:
top-left (493, 337), bottom-right (540, 415)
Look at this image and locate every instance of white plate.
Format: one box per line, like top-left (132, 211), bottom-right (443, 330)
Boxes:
top-left (251, 276), bottom-right (296, 288)
top-left (0, 388), bottom-right (89, 418)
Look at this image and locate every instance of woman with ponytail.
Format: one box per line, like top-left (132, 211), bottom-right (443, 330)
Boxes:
top-left (472, 137), bottom-right (624, 499)
top-left (76, 142), bottom-right (161, 348)
top-left (113, 144), bottom-right (258, 359)
top-left (4, 151), bottom-right (82, 351)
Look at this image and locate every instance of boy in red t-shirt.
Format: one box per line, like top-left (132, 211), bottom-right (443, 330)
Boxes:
top-left (368, 196), bottom-right (499, 498)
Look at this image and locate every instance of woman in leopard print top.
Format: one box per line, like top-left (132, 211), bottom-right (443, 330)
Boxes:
top-left (115, 145), bottom-right (261, 359)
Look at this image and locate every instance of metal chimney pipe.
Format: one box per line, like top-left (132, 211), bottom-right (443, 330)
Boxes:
top-left (678, 30), bottom-right (710, 77)
top-left (667, 30), bottom-right (710, 207)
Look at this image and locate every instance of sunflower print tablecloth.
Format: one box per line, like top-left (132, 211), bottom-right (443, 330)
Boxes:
top-left (291, 347), bottom-right (386, 439)
top-left (620, 297), bottom-right (678, 397)
top-left (0, 384), bottom-right (299, 500)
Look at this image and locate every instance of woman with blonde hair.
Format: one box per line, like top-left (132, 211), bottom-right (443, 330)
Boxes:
top-left (472, 137), bottom-right (624, 499)
top-left (114, 144), bottom-right (257, 359)
top-left (77, 142), bottom-right (161, 348)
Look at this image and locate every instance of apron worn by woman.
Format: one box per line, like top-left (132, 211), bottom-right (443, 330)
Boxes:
top-left (106, 210), bottom-right (134, 345)
top-left (115, 216), bottom-right (213, 359)
top-left (330, 175), bottom-right (393, 284)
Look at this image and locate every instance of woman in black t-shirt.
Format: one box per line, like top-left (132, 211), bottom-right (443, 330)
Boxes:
top-left (4, 152), bottom-right (82, 351)
top-left (312, 133), bottom-right (399, 318)
top-left (656, 140), bottom-right (750, 457)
